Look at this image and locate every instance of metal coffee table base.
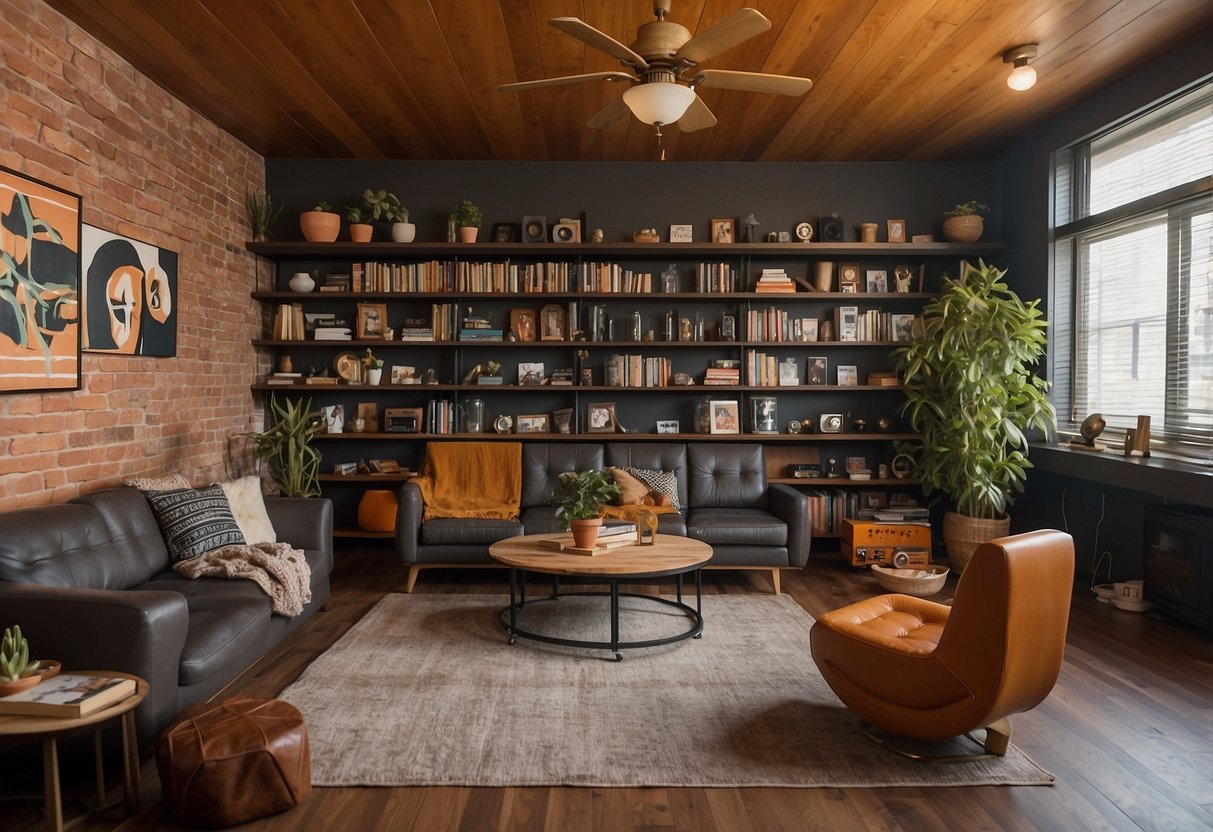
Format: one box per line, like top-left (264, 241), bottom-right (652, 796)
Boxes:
top-left (499, 569), bottom-right (703, 661)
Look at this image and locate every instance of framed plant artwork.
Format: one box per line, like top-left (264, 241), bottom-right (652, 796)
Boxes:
top-left (539, 303), bottom-right (565, 341)
top-left (586, 402), bottom-right (617, 433)
top-left (0, 165), bottom-right (82, 392)
top-left (710, 218), bottom-right (735, 244)
top-left (356, 303), bottom-right (387, 340)
top-left (709, 400), bottom-right (740, 434)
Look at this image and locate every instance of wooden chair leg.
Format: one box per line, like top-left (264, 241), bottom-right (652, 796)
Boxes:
top-left (770, 568), bottom-right (781, 595)
top-left (405, 564), bottom-right (421, 593)
top-left (983, 718), bottom-right (1011, 756)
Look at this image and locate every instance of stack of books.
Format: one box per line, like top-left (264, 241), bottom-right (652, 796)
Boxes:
top-left (271, 303), bottom-right (305, 340)
top-left (459, 314), bottom-right (501, 341)
top-left (313, 317), bottom-right (352, 341)
top-left (753, 268), bottom-right (797, 293)
top-left (704, 360), bottom-right (740, 386)
top-left (399, 317), bottom-right (434, 342)
top-left (0, 673), bottom-right (136, 718)
top-left (266, 372), bottom-right (300, 386)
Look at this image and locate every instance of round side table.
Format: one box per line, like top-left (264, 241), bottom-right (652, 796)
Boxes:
top-left (0, 671), bottom-right (149, 832)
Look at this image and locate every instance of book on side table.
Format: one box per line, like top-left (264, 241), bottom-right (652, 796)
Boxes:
top-left (0, 673), bottom-right (137, 718)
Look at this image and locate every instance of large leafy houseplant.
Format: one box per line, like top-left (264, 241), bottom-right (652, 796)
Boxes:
top-left (246, 395), bottom-right (324, 497)
top-left (893, 260), bottom-right (1056, 569)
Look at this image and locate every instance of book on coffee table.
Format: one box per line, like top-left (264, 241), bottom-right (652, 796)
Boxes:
top-left (537, 536), bottom-right (634, 556)
top-left (0, 673), bottom-right (136, 718)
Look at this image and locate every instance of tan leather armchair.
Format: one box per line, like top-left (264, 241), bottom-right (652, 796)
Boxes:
top-left (810, 529), bottom-right (1075, 757)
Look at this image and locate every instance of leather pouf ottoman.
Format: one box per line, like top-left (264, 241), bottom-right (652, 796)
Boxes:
top-left (156, 697), bottom-right (310, 828)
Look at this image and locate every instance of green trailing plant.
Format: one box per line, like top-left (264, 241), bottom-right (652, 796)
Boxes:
top-left (245, 395), bottom-right (324, 497)
top-left (892, 260), bottom-right (1056, 519)
top-left (244, 188), bottom-right (281, 241)
top-left (345, 205), bottom-right (368, 224)
top-left (548, 469), bottom-right (621, 529)
top-left (452, 199), bottom-right (483, 229)
top-left (943, 200), bottom-right (990, 218)
top-left (1, 625), bottom-right (43, 682)
top-left (361, 188), bottom-right (407, 223)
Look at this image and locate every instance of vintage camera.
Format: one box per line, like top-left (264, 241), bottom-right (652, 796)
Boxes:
top-left (819, 413), bottom-right (844, 433)
top-left (552, 222), bottom-right (578, 243)
top-left (818, 214), bottom-right (844, 242)
top-left (384, 407), bottom-right (421, 433)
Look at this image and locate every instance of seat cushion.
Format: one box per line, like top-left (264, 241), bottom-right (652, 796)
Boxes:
top-left (686, 508), bottom-right (786, 547)
top-left (171, 593), bottom-right (270, 686)
top-left (817, 594), bottom-right (950, 657)
top-left (420, 518), bottom-right (525, 546)
top-left (519, 507), bottom-right (565, 535)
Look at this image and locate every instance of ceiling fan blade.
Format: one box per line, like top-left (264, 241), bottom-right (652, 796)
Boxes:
top-left (587, 95), bottom-right (632, 130)
top-left (677, 95), bottom-right (717, 132)
top-left (550, 17), bottom-right (649, 70)
top-left (690, 69), bottom-right (812, 97)
top-left (674, 8), bottom-right (771, 65)
top-left (498, 72), bottom-right (634, 93)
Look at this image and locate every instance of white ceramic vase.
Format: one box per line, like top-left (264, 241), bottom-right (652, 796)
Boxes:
top-left (391, 222), bottom-right (416, 243)
top-left (288, 272), bottom-right (315, 292)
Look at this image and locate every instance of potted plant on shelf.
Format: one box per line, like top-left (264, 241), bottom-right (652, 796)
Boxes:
top-left (245, 395), bottom-right (324, 497)
top-left (941, 200), bottom-right (990, 243)
top-left (244, 188), bottom-right (281, 242)
top-left (345, 205), bottom-right (373, 243)
top-left (358, 188), bottom-right (414, 243)
top-left (452, 199), bottom-right (482, 243)
top-left (300, 201), bottom-right (340, 243)
top-left (549, 469), bottom-right (622, 549)
top-left (361, 348), bottom-right (384, 385)
top-left (892, 260), bottom-right (1056, 573)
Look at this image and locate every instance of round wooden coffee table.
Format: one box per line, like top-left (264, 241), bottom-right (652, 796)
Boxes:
top-left (0, 671), bottom-right (148, 832)
top-left (488, 533), bottom-right (712, 661)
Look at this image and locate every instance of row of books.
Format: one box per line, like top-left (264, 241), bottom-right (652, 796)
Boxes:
top-left (744, 308), bottom-right (820, 342)
top-left (270, 303), bottom-right (306, 340)
top-left (696, 262), bottom-right (739, 293)
top-left (745, 352), bottom-right (802, 387)
top-left (604, 354), bottom-right (673, 388)
top-left (833, 307), bottom-right (918, 342)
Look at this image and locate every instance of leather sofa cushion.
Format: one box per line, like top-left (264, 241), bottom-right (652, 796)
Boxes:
top-left (421, 518), bottom-right (525, 546)
top-left (688, 444), bottom-right (766, 509)
top-left (519, 507), bottom-right (565, 535)
top-left (521, 444), bottom-right (605, 508)
top-left (170, 593), bottom-right (271, 687)
top-left (687, 508), bottom-right (787, 546)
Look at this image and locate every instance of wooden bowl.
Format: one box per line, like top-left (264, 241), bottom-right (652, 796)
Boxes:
top-left (871, 564), bottom-right (949, 597)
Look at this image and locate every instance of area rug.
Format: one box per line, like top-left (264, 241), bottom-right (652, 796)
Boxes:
top-left (278, 593), bottom-right (1053, 788)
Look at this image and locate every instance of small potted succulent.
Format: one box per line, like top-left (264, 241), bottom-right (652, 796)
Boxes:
top-left (1, 625), bottom-right (59, 695)
top-left (452, 199), bottom-right (483, 243)
top-left (244, 188), bottom-right (281, 242)
top-left (941, 200), bottom-right (990, 243)
top-left (548, 469), bottom-right (621, 549)
top-left (300, 200), bottom-right (340, 243)
top-left (361, 348), bottom-right (384, 385)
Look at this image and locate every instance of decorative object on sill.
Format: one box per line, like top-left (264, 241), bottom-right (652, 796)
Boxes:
top-left (1123, 415), bottom-right (1151, 457)
top-left (1068, 413), bottom-right (1107, 452)
top-left (358, 490), bottom-right (399, 533)
top-left (940, 201), bottom-right (989, 243)
top-left (1003, 44), bottom-right (1038, 91)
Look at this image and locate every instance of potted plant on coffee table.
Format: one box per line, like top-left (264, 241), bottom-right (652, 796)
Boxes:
top-left (941, 200), bottom-right (990, 243)
top-left (893, 260), bottom-right (1055, 573)
top-left (452, 199), bottom-right (482, 243)
top-left (300, 201), bottom-right (340, 243)
top-left (549, 469), bottom-right (621, 549)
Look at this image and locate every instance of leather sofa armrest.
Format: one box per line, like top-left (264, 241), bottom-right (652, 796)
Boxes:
top-left (266, 496), bottom-right (333, 557)
top-left (768, 484), bottom-right (811, 567)
top-left (0, 583), bottom-right (189, 745)
top-left (396, 481), bottom-right (423, 563)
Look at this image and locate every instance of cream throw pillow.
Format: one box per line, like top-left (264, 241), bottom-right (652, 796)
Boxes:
top-left (217, 475), bottom-right (277, 544)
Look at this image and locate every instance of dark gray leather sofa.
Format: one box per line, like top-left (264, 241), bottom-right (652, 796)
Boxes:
top-left (397, 442), bottom-right (809, 594)
top-left (0, 487), bottom-right (333, 745)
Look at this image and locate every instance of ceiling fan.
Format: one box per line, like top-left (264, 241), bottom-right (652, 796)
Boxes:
top-left (497, 1), bottom-right (813, 136)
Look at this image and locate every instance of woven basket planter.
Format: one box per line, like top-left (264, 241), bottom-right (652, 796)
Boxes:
top-left (942, 511), bottom-right (1010, 573)
top-left (941, 215), bottom-right (984, 243)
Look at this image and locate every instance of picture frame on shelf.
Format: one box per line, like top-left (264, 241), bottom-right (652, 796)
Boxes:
top-left (709, 400), bottom-right (740, 435)
top-left (390, 365), bottom-right (416, 384)
top-left (801, 318), bottom-right (819, 342)
top-left (517, 362), bottom-right (545, 385)
top-left (846, 456), bottom-right (868, 473)
top-left (838, 263), bottom-right (861, 293)
top-left (710, 218), bottom-right (735, 244)
top-left (807, 357), bottom-right (828, 386)
top-left (886, 219), bottom-right (907, 243)
top-left (356, 303), bottom-right (387, 340)
top-left (860, 490), bottom-right (889, 509)
top-left (539, 304), bottom-right (565, 341)
top-left (656, 420), bottom-right (680, 434)
top-left (516, 413), bottom-right (550, 433)
top-left (778, 358), bottom-right (800, 387)
top-left (837, 364), bottom-right (858, 386)
top-left (510, 308), bottom-right (537, 342)
top-left (586, 402), bottom-right (617, 433)
top-left (891, 313), bottom-right (916, 342)
top-left (865, 269), bottom-right (888, 293)
top-left (491, 223), bottom-right (518, 243)
top-left (355, 402), bottom-right (380, 433)
top-left (669, 224), bottom-right (693, 243)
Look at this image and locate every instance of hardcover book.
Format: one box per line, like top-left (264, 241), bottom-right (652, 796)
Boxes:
top-left (0, 674), bottom-right (136, 718)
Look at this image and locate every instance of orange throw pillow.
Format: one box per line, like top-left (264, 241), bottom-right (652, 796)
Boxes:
top-left (609, 467), bottom-right (650, 505)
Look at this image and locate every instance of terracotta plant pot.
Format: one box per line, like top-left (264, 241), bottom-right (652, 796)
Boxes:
top-left (570, 517), bottom-right (602, 549)
top-left (299, 210), bottom-right (340, 243)
top-left (459, 226), bottom-right (479, 243)
top-left (358, 489), bottom-right (398, 532)
top-left (349, 223), bottom-right (374, 243)
top-left (942, 215), bottom-right (984, 243)
top-left (942, 511), bottom-right (1010, 573)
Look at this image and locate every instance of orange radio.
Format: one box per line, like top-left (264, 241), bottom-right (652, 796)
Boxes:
top-left (842, 519), bottom-right (932, 567)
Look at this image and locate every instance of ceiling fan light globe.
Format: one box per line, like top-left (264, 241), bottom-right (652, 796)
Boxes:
top-left (623, 83), bottom-right (695, 125)
top-left (1006, 63), bottom-right (1036, 91)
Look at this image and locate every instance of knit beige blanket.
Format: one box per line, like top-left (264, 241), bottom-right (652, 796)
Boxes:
top-left (175, 542), bottom-right (312, 617)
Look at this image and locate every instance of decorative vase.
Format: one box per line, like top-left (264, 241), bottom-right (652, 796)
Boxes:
top-left (288, 272), bottom-right (315, 293)
top-left (570, 517), bottom-right (602, 549)
top-left (300, 211), bottom-right (340, 243)
top-left (350, 223), bottom-right (373, 243)
top-left (942, 215), bottom-right (984, 243)
top-left (391, 222), bottom-right (416, 243)
top-left (459, 226), bottom-right (478, 243)
top-left (942, 511), bottom-right (1010, 573)
top-left (366, 368), bottom-right (382, 385)
top-left (358, 489), bottom-right (398, 532)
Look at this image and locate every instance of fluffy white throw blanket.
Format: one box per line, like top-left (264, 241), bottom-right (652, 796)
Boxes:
top-left (175, 542), bottom-right (312, 617)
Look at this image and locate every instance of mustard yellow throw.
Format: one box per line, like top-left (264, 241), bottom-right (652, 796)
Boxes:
top-left (413, 442), bottom-right (522, 521)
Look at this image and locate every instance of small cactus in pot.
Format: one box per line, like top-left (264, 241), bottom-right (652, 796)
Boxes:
top-left (1, 625), bottom-right (42, 681)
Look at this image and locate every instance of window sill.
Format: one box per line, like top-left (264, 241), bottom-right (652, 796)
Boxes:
top-left (1029, 442), bottom-right (1213, 509)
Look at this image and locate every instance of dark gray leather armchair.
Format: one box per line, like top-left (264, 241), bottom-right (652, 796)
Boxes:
top-left (397, 442), bottom-right (809, 593)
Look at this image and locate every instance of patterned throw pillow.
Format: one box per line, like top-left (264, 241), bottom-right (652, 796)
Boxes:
top-left (145, 484), bottom-right (246, 563)
top-left (123, 473), bottom-right (190, 492)
top-left (625, 467), bottom-right (680, 510)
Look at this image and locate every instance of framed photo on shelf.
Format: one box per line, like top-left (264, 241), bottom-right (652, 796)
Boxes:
top-left (669, 224), bottom-right (693, 243)
top-left (838, 263), bottom-right (861, 293)
top-left (860, 490), bottom-right (889, 509)
top-left (709, 400), bottom-right (740, 435)
top-left (517, 362), bottom-right (545, 385)
top-left (586, 402), bottom-right (617, 433)
top-left (516, 413), bottom-right (550, 433)
top-left (510, 308), bottom-right (537, 342)
top-left (539, 304), bottom-right (565, 341)
top-left (356, 303), bottom-right (388, 340)
top-left (807, 356), bottom-right (828, 386)
top-left (778, 358), bottom-right (800, 387)
top-left (710, 218), bottom-right (735, 244)
top-left (551, 408), bottom-right (573, 434)
top-left (390, 365), bottom-right (416, 384)
top-left (886, 219), bottom-right (907, 243)
top-left (891, 313), bottom-right (916, 342)
top-left (846, 456), bottom-right (868, 474)
top-left (801, 318), bottom-right (819, 342)
top-left (865, 269), bottom-right (888, 293)
top-left (837, 364), bottom-right (858, 386)
top-left (491, 222), bottom-right (518, 243)
top-left (656, 420), bottom-right (680, 434)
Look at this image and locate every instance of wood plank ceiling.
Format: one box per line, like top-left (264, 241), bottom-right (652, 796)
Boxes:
top-left (45, 0), bottom-right (1213, 162)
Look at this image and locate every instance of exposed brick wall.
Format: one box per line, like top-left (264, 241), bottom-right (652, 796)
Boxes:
top-left (0, 0), bottom-right (266, 509)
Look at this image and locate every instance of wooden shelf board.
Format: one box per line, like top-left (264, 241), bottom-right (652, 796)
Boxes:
top-left (769, 478), bottom-right (921, 486)
top-left (311, 431), bottom-right (918, 442)
top-left (251, 383), bottom-right (903, 393)
top-left (253, 290), bottom-right (941, 302)
top-left (317, 473), bottom-right (414, 483)
top-left (247, 241), bottom-right (1006, 258)
top-left (333, 528), bottom-right (395, 539)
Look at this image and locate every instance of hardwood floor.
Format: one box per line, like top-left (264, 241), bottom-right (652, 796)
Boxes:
top-left (11, 547), bottom-right (1212, 832)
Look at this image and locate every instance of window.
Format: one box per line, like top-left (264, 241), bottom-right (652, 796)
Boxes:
top-left (1052, 82), bottom-right (1213, 459)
